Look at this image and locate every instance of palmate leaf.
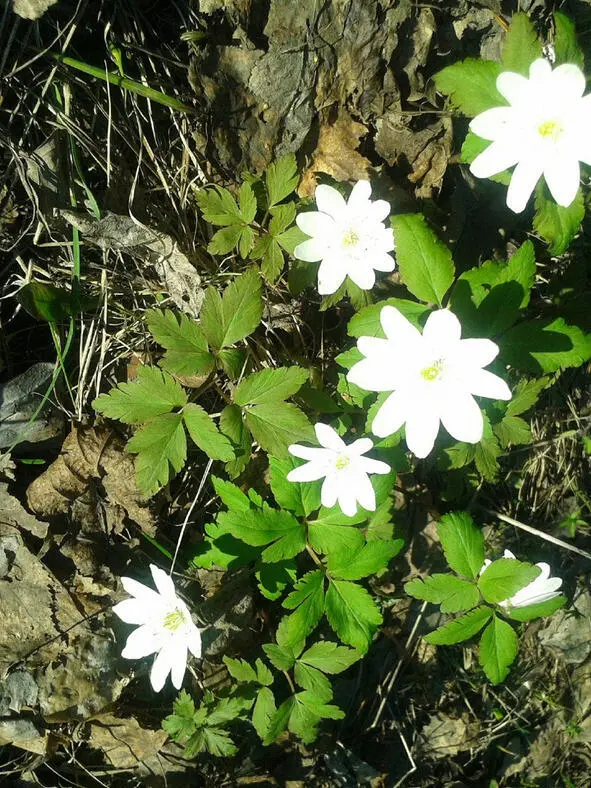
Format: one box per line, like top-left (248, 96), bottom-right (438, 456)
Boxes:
top-left (506, 377), bottom-right (548, 417)
top-left (434, 58), bottom-right (504, 116)
top-left (501, 12), bottom-right (541, 76)
top-left (307, 522), bottom-right (365, 556)
top-left (500, 317), bottom-right (591, 374)
top-left (192, 520), bottom-right (260, 570)
top-left (327, 539), bottom-right (403, 580)
top-left (405, 574), bottom-right (480, 613)
top-left (93, 366), bottom-right (187, 424)
top-left (478, 615), bottom-right (519, 684)
top-left (390, 214), bottom-right (454, 306)
top-left (325, 579), bottom-right (382, 653)
top-left (478, 558), bottom-right (540, 604)
top-left (293, 662), bottom-right (333, 701)
top-left (281, 570), bottom-right (326, 648)
top-left (493, 414), bottom-right (532, 448)
top-left (127, 411), bottom-right (187, 494)
top-left (200, 267), bottom-right (263, 350)
top-left (244, 401), bottom-right (314, 458)
top-left (298, 641), bottom-right (360, 674)
top-left (146, 309), bottom-right (215, 378)
top-left (264, 691), bottom-right (344, 745)
top-left (183, 403), bottom-right (235, 461)
top-left (212, 475), bottom-right (250, 512)
top-left (215, 507), bottom-right (306, 562)
top-left (185, 727), bottom-right (237, 758)
top-left (266, 153), bottom-right (299, 208)
top-left (425, 605), bottom-right (492, 645)
top-left (234, 366), bottom-right (308, 406)
top-left (196, 185), bottom-right (243, 226)
top-left (437, 511), bottom-right (485, 579)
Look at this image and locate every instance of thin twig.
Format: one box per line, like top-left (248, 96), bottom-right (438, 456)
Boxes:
top-left (170, 458), bottom-right (213, 575)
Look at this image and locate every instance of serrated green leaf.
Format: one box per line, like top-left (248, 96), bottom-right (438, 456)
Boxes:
top-left (238, 225), bottom-right (255, 258)
top-left (502, 12), bottom-right (542, 76)
top-left (269, 202), bottom-right (296, 234)
top-left (219, 404), bottom-right (251, 478)
top-left (293, 662), bottom-right (333, 701)
top-left (255, 658), bottom-right (274, 686)
top-left (252, 687), bottom-right (276, 740)
top-left (223, 656), bottom-right (258, 683)
top-left (218, 347), bottom-right (246, 379)
top-left (478, 615), bottom-right (518, 684)
top-left (127, 411), bottom-right (186, 494)
top-left (146, 309), bottom-right (215, 378)
top-left (307, 522), bottom-right (365, 556)
top-left (404, 574), bottom-right (480, 613)
top-left (269, 455), bottom-right (322, 517)
top-left (93, 366), bottom-right (187, 424)
top-left (298, 641), bottom-right (360, 673)
top-left (192, 520), bottom-right (260, 569)
top-left (504, 594), bottom-right (566, 621)
top-left (434, 58), bottom-right (505, 116)
top-left (263, 696), bottom-right (295, 744)
top-left (263, 643), bottom-right (296, 672)
top-left (347, 297), bottom-right (429, 338)
top-left (207, 695), bottom-right (253, 727)
top-left (162, 690), bottom-right (196, 740)
top-left (200, 268), bottom-right (263, 349)
top-left (437, 511), bottom-right (485, 579)
top-left (256, 558), bottom-right (297, 600)
top-left (196, 186), bottom-right (242, 226)
top-left (478, 558), bottom-right (540, 604)
top-left (554, 12), bottom-right (584, 68)
top-left (266, 153), bottom-right (299, 208)
top-left (533, 182), bottom-right (584, 255)
top-left (281, 570), bottom-right (326, 646)
top-left (185, 727), bottom-right (237, 758)
top-left (327, 539), bottom-right (403, 580)
top-left (325, 579), bottom-right (382, 653)
top-left (500, 317), bottom-right (591, 373)
top-left (238, 181), bottom-right (257, 223)
top-left (390, 214), bottom-right (454, 306)
top-left (506, 377), bottom-right (548, 416)
top-left (252, 235), bottom-right (285, 283)
top-left (208, 225), bottom-right (243, 256)
top-left (183, 403), bottom-right (235, 461)
top-left (474, 416), bottom-right (501, 481)
top-left (234, 366), bottom-right (308, 406)
top-left (216, 507), bottom-right (306, 562)
top-left (287, 691), bottom-right (344, 743)
top-left (493, 415), bottom-right (532, 448)
top-left (425, 605), bottom-right (492, 645)
top-left (277, 224), bottom-right (308, 255)
top-left (245, 401), bottom-right (314, 458)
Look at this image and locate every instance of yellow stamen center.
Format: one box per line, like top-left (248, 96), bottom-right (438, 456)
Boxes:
top-left (421, 360), bottom-right (444, 382)
top-left (335, 454), bottom-right (351, 470)
top-left (163, 609), bottom-right (186, 631)
top-left (538, 120), bottom-right (563, 142)
top-left (342, 229), bottom-right (360, 247)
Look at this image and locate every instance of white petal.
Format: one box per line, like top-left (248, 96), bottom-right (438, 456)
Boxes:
top-left (506, 157), bottom-right (543, 213)
top-left (528, 57), bottom-right (552, 83)
top-left (347, 437), bottom-right (374, 456)
top-left (544, 154), bottom-right (580, 207)
top-left (151, 565), bottom-right (177, 602)
top-left (112, 598), bottom-right (152, 626)
top-left (405, 400), bottom-right (440, 458)
top-left (470, 107), bottom-right (515, 141)
top-left (373, 251), bottom-right (396, 272)
top-left (315, 184), bottom-right (347, 219)
top-left (357, 335), bottom-right (390, 357)
top-left (320, 474), bottom-right (339, 509)
top-left (456, 338), bottom-right (499, 368)
top-left (187, 625), bottom-right (202, 658)
top-left (314, 423), bottom-right (345, 451)
top-left (288, 444), bottom-right (327, 461)
top-left (551, 63), bottom-right (586, 101)
top-left (294, 238), bottom-right (325, 262)
top-left (347, 357), bottom-right (399, 392)
top-left (121, 625), bottom-right (161, 660)
top-left (465, 368), bottom-right (512, 401)
top-left (423, 309), bottom-right (462, 347)
top-left (504, 549), bottom-right (516, 559)
top-left (317, 257), bottom-right (347, 295)
top-left (296, 211), bottom-right (333, 238)
top-left (347, 180), bottom-right (372, 210)
top-left (371, 390), bottom-right (410, 438)
top-left (439, 388), bottom-right (483, 444)
top-left (347, 262), bottom-right (376, 291)
top-left (368, 199), bottom-right (391, 222)
top-left (496, 70), bottom-right (530, 105)
top-left (470, 140), bottom-right (521, 179)
top-left (170, 642), bottom-right (188, 689)
top-left (535, 562), bottom-right (551, 581)
top-left (358, 456), bottom-right (391, 475)
top-left (352, 471), bottom-right (376, 511)
top-left (287, 461), bottom-right (328, 483)
top-left (150, 642), bottom-right (176, 692)
top-left (121, 576), bottom-right (161, 605)
top-left (380, 306), bottom-right (422, 345)
top-left (375, 227), bottom-right (396, 254)
top-left (337, 483), bottom-right (359, 517)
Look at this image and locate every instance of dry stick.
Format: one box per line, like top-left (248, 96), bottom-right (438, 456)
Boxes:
top-left (170, 458), bottom-right (214, 576)
top-left (482, 508), bottom-right (591, 561)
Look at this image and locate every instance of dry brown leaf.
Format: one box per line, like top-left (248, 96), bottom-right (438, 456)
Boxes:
top-left (88, 714), bottom-right (169, 773)
top-left (26, 425), bottom-right (155, 535)
top-left (298, 108), bottom-right (371, 198)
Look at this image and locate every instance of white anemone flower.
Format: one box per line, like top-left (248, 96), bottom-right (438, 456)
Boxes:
top-left (481, 550), bottom-right (563, 609)
top-left (347, 306), bottom-right (512, 458)
top-left (113, 564), bottom-right (202, 692)
top-left (287, 423), bottom-right (390, 516)
top-left (469, 58), bottom-right (591, 213)
top-left (294, 181), bottom-right (395, 295)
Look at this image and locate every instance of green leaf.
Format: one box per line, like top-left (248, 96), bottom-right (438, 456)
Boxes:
top-left (293, 663), bottom-right (333, 701)
top-left (17, 281), bottom-right (76, 322)
top-left (196, 186), bottom-right (242, 226)
top-left (347, 297), bottom-right (429, 338)
top-left (216, 507), bottom-right (306, 562)
top-left (434, 59), bottom-right (504, 116)
top-left (425, 605), bottom-right (493, 645)
top-left (506, 377), bottom-right (548, 417)
top-left (500, 317), bottom-right (591, 373)
top-left (474, 417), bottom-right (502, 481)
top-left (460, 132), bottom-right (511, 185)
top-left (478, 615), bottom-right (519, 684)
top-left (276, 224), bottom-right (308, 256)
top-left (437, 511), bottom-right (485, 580)
top-left (218, 347), bottom-right (246, 380)
top-left (266, 153), bottom-right (299, 208)
top-left (183, 403), bottom-right (235, 461)
top-left (162, 690), bottom-right (196, 740)
top-left (478, 558), bottom-right (540, 604)
top-left (252, 687), bottom-right (276, 740)
top-left (405, 574), bottom-right (480, 613)
top-left (502, 12), bottom-right (541, 76)
top-left (223, 656), bottom-right (258, 684)
top-left (533, 182), bottom-right (584, 255)
top-left (256, 559), bottom-right (297, 600)
top-left (287, 691), bottom-right (344, 743)
top-left (298, 641), bottom-right (360, 673)
top-left (244, 401), bottom-right (314, 458)
top-left (193, 520), bottom-right (259, 569)
top-left (390, 214), bottom-right (454, 306)
top-left (327, 539), bottom-right (403, 580)
top-left (234, 366), bottom-right (308, 406)
top-left (238, 225), bottom-right (255, 258)
top-left (263, 696), bottom-right (295, 744)
top-left (281, 570), bottom-right (326, 646)
top-left (269, 202), bottom-right (296, 234)
top-left (219, 404), bottom-right (251, 478)
top-left (146, 309), bottom-right (215, 378)
top-left (252, 235), bottom-right (285, 283)
top-left (504, 594), bottom-right (566, 622)
top-left (127, 412), bottom-right (186, 494)
top-left (493, 415), bottom-right (531, 448)
top-left (208, 225), bottom-right (243, 256)
top-left (325, 579), bottom-right (382, 653)
top-left (238, 181), bottom-right (257, 223)
top-left (200, 267), bottom-right (263, 349)
top-left (255, 658), bottom-right (274, 686)
top-left (185, 727), bottom-right (237, 758)
top-left (269, 455), bottom-right (321, 517)
top-left (93, 366), bottom-right (187, 424)
top-left (553, 13), bottom-right (584, 69)
top-left (307, 522), bottom-right (365, 556)
top-left (206, 695), bottom-right (252, 726)
top-left (212, 475), bottom-right (250, 511)
top-left (263, 643), bottom-right (297, 672)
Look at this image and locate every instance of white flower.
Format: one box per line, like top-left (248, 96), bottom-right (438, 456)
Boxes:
top-left (481, 550), bottom-right (563, 609)
top-left (113, 564), bottom-right (202, 692)
top-left (294, 181), bottom-right (395, 295)
top-left (347, 306), bottom-right (512, 458)
top-left (469, 58), bottom-right (591, 213)
top-left (287, 423), bottom-right (390, 517)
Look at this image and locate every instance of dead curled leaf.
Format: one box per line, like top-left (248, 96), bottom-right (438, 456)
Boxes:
top-left (26, 425), bottom-right (155, 535)
top-left (88, 714), bottom-right (171, 774)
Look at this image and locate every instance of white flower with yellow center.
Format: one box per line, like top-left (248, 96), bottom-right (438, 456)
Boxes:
top-left (347, 306), bottom-right (512, 458)
top-left (294, 181), bottom-right (396, 294)
top-left (113, 564), bottom-right (202, 692)
top-left (469, 58), bottom-right (591, 213)
top-left (287, 423), bottom-right (390, 516)
top-left (481, 550), bottom-right (563, 609)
